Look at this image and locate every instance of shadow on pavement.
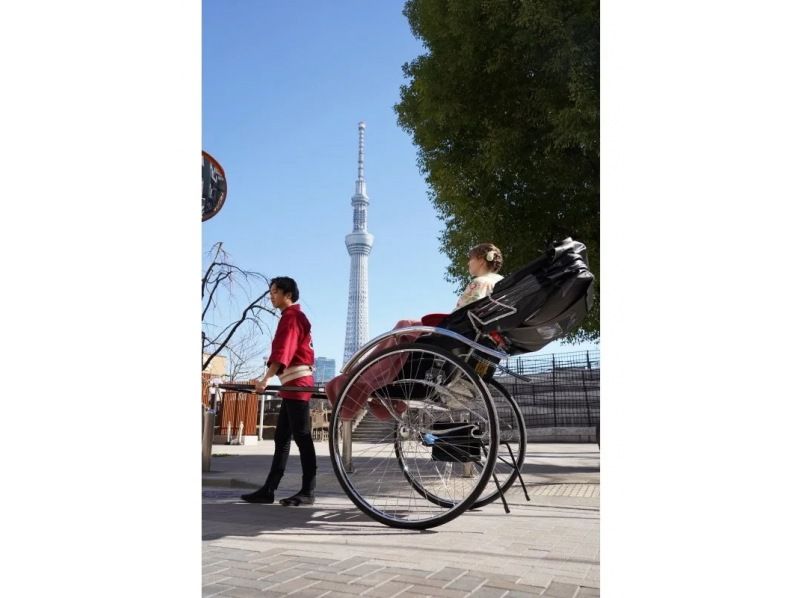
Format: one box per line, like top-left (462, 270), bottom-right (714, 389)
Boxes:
top-left (203, 450), bottom-right (598, 540)
top-left (521, 462), bottom-right (599, 475)
top-left (203, 497), bottom-right (438, 540)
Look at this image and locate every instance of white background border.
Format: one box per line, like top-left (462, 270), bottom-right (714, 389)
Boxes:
top-left (2, 1), bottom-right (799, 596)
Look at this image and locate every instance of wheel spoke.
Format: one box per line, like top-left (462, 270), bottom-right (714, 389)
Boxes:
top-left (329, 344), bottom-right (499, 528)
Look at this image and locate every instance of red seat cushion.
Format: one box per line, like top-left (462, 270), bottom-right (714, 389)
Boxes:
top-left (420, 313), bottom-right (448, 327)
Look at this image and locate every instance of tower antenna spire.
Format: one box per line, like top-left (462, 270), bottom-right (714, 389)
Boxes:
top-left (343, 122), bottom-right (374, 365)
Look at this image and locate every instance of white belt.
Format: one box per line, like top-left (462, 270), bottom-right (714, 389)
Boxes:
top-left (279, 364), bottom-right (314, 385)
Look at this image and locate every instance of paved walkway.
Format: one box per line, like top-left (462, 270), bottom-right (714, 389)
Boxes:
top-left (203, 441), bottom-right (600, 598)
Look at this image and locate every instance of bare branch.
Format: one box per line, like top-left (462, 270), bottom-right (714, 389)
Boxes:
top-left (201, 242), bottom-right (226, 298)
top-left (202, 243), bottom-right (277, 378)
top-left (202, 270), bottom-right (234, 320)
top-left (202, 288), bottom-right (270, 371)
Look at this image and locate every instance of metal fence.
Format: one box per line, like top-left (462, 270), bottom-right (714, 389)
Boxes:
top-left (203, 349), bottom-right (600, 443)
top-left (495, 349), bottom-right (600, 430)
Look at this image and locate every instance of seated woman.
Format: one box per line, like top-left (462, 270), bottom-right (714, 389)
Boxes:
top-left (325, 243), bottom-right (504, 420)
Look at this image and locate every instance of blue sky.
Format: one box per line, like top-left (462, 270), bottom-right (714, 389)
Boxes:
top-left (202, 0), bottom-right (598, 371)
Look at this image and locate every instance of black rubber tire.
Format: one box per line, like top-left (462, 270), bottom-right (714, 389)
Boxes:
top-left (328, 342), bottom-right (498, 530)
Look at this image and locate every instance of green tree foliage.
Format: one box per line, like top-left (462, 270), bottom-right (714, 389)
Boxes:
top-left (396, 0), bottom-right (599, 339)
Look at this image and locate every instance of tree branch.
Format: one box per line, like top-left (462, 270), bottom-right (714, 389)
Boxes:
top-left (202, 289), bottom-right (270, 371)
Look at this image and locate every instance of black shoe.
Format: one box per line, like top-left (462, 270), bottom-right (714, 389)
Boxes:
top-left (240, 488), bottom-right (274, 504)
top-left (279, 492), bottom-right (315, 506)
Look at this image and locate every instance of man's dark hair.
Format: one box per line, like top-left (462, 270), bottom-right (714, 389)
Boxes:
top-left (270, 276), bottom-right (300, 302)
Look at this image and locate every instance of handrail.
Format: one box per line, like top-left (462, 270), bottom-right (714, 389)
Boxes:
top-left (213, 382), bottom-right (328, 399)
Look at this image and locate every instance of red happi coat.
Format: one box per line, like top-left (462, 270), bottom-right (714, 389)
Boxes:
top-left (268, 304), bottom-right (315, 400)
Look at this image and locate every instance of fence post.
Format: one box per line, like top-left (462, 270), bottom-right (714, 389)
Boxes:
top-left (342, 420), bottom-right (353, 473)
top-left (587, 350), bottom-right (600, 445)
top-left (259, 392), bottom-right (266, 440)
top-left (551, 354), bottom-right (557, 427)
top-left (583, 351), bottom-right (593, 428)
top-left (202, 385), bottom-right (217, 473)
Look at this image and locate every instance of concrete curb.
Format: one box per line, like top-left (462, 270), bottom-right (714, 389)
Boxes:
top-left (202, 476), bottom-right (260, 489)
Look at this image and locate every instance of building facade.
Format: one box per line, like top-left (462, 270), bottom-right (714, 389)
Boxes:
top-left (314, 357), bottom-right (337, 384)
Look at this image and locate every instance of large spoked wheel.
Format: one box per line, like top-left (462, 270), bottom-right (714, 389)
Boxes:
top-left (329, 343), bottom-right (499, 530)
top-left (470, 378), bottom-right (527, 510)
top-left (397, 376), bottom-right (527, 510)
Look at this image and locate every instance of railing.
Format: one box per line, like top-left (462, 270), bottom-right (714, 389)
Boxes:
top-left (496, 349), bottom-right (600, 430)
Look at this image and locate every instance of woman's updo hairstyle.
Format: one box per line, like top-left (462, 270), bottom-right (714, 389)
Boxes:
top-left (468, 242), bottom-right (503, 273)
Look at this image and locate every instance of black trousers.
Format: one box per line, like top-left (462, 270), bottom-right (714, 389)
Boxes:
top-left (264, 398), bottom-right (317, 493)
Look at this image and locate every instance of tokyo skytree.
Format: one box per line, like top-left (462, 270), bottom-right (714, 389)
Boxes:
top-left (342, 122), bottom-right (374, 365)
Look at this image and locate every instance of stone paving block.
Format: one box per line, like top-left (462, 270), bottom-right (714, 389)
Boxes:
top-left (526, 568), bottom-right (571, 582)
top-left (204, 565), bottom-right (232, 576)
top-left (282, 589), bottom-right (328, 598)
top-left (481, 578), bottom-right (544, 593)
top-left (388, 575), bottom-right (451, 589)
top-left (443, 575), bottom-right (486, 592)
top-left (378, 566), bottom-right (436, 577)
top-left (216, 587), bottom-right (270, 598)
top-left (203, 573), bottom-right (234, 585)
top-left (541, 581), bottom-right (580, 597)
top-left (309, 580), bottom-right (373, 595)
top-left (330, 556), bottom-right (372, 571)
top-left (426, 567), bottom-right (468, 582)
top-left (242, 547), bottom-right (288, 562)
top-left (550, 567), bottom-right (590, 579)
top-left (212, 560), bottom-right (261, 570)
top-left (516, 572), bottom-right (553, 587)
top-left (467, 587), bottom-right (508, 598)
top-left (202, 583), bottom-right (235, 597)
top-left (253, 556), bottom-right (299, 569)
top-left (206, 549), bottom-right (262, 562)
top-left (341, 563), bottom-right (385, 578)
top-left (265, 577), bottom-right (320, 594)
top-left (408, 586), bottom-right (469, 598)
top-left (504, 590), bottom-right (546, 598)
top-left (273, 563), bottom-right (326, 577)
top-left (216, 576), bottom-right (267, 591)
top-left (574, 587), bottom-right (599, 598)
top-left (542, 558), bottom-right (590, 571)
top-left (287, 556), bottom-right (340, 567)
top-left (550, 576), bottom-right (586, 587)
top-left (261, 568), bottom-right (308, 584)
top-left (216, 567), bottom-right (267, 581)
top-left (481, 574), bottom-right (521, 586)
top-left (365, 559), bottom-right (425, 570)
top-left (305, 571), bottom-right (363, 584)
top-left (354, 572), bottom-right (398, 587)
top-left (362, 580), bottom-right (413, 596)
top-left (256, 558), bottom-right (312, 575)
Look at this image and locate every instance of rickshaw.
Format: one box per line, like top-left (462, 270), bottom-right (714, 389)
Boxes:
top-left (217, 238), bottom-right (594, 530)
